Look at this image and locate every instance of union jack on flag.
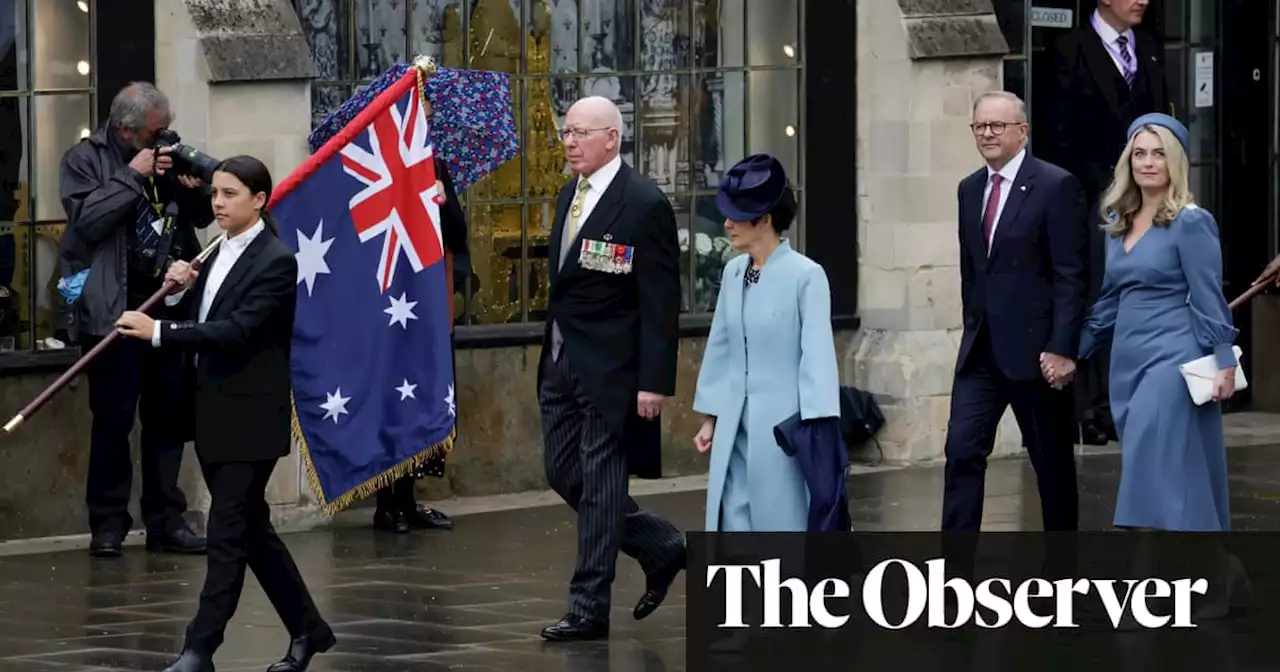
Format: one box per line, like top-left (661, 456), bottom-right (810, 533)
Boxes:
top-left (269, 69), bottom-right (456, 514)
top-left (339, 88), bottom-right (444, 293)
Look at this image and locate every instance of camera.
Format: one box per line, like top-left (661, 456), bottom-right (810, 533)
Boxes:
top-left (153, 129), bottom-right (220, 183)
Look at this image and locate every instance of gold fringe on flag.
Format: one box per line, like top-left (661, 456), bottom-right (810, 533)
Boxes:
top-left (292, 391), bottom-right (456, 517)
top-left (292, 53), bottom-right (456, 518)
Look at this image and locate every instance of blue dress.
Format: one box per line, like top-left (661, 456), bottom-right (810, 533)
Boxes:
top-left (692, 240), bottom-right (842, 532)
top-left (1078, 205), bottom-right (1238, 531)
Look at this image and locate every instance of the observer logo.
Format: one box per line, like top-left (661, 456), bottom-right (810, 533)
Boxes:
top-left (707, 558), bottom-right (1209, 630)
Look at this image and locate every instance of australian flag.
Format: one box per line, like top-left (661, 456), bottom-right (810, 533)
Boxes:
top-left (270, 70), bottom-right (456, 514)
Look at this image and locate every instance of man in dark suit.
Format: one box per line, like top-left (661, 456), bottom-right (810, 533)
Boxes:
top-left (1043, 0), bottom-right (1166, 445)
top-left (942, 91), bottom-right (1088, 532)
top-left (537, 95), bottom-right (686, 641)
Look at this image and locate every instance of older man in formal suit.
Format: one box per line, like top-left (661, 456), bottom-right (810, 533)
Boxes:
top-left (943, 91), bottom-right (1088, 532)
top-left (1043, 0), bottom-right (1167, 446)
top-left (537, 95), bottom-right (686, 642)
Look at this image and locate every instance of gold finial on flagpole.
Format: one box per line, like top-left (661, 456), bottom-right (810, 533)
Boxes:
top-left (412, 55), bottom-right (438, 78)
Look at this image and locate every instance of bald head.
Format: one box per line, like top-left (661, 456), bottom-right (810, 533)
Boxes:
top-left (568, 96), bottom-right (623, 132)
top-left (563, 96), bottom-right (623, 176)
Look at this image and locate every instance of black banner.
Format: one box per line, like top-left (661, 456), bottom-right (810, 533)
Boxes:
top-left (687, 532), bottom-right (1278, 670)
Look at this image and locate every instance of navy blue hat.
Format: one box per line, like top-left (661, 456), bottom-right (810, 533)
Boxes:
top-left (1127, 113), bottom-right (1190, 152)
top-left (716, 154), bottom-right (789, 221)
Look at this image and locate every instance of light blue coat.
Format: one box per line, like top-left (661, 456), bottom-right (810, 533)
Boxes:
top-left (693, 239), bottom-right (842, 531)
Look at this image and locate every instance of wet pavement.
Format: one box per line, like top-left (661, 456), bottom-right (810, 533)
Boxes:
top-left (0, 443), bottom-right (1278, 670)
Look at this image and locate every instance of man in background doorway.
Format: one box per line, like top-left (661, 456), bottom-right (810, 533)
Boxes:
top-left (1043, 0), bottom-right (1167, 445)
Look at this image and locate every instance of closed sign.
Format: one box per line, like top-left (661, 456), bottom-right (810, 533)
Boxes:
top-left (1031, 6), bottom-right (1074, 29)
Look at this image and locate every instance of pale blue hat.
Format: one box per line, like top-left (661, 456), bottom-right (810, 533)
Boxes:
top-left (1127, 112), bottom-right (1190, 152)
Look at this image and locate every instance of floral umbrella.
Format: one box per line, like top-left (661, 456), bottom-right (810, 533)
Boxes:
top-left (307, 58), bottom-right (520, 192)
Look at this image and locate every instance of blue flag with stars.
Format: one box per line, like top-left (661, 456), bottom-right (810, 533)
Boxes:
top-left (270, 68), bottom-right (455, 514)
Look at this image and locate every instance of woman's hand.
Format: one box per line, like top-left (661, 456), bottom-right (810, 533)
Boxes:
top-left (1212, 367), bottom-right (1236, 402)
top-left (116, 311), bottom-right (156, 341)
top-left (165, 260), bottom-right (198, 291)
top-left (694, 417), bottom-right (715, 453)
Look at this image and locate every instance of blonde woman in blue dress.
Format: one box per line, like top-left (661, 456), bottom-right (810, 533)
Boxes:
top-left (691, 154), bottom-right (841, 532)
top-left (1045, 113), bottom-right (1238, 531)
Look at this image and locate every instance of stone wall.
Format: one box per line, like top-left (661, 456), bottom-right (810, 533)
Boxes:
top-left (846, 0), bottom-right (1020, 464)
top-left (154, 0), bottom-right (321, 530)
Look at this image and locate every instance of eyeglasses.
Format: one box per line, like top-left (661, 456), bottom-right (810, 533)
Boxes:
top-left (559, 127), bottom-right (613, 140)
top-left (970, 122), bottom-right (1024, 136)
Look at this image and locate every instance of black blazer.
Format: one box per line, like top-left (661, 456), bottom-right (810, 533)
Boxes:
top-left (160, 229), bottom-right (298, 465)
top-left (956, 153), bottom-right (1088, 382)
top-left (541, 161), bottom-right (680, 479)
top-left (1044, 24), bottom-right (1168, 207)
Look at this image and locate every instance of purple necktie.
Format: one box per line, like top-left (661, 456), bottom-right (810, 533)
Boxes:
top-left (1116, 35), bottom-right (1136, 87)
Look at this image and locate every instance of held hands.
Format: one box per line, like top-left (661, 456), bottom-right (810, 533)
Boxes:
top-left (693, 417), bottom-right (714, 454)
top-left (1211, 367), bottom-right (1236, 402)
top-left (1251, 253), bottom-right (1280, 287)
top-left (115, 311), bottom-right (156, 341)
top-left (165, 260), bottom-right (199, 292)
top-left (637, 391), bottom-right (665, 420)
top-left (1039, 352), bottom-right (1076, 390)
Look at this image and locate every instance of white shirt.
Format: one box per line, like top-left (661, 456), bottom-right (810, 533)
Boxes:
top-left (152, 219), bottom-right (267, 346)
top-left (1091, 10), bottom-right (1136, 77)
top-left (982, 147), bottom-right (1027, 250)
top-left (560, 153), bottom-right (622, 264)
top-left (552, 154), bottom-right (623, 358)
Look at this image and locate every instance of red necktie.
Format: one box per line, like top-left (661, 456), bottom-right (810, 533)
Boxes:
top-left (983, 174), bottom-right (1004, 254)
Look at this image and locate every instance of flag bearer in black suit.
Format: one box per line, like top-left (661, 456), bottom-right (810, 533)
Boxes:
top-left (1044, 0), bottom-right (1167, 446)
top-left (537, 95), bottom-right (687, 641)
top-left (116, 156), bottom-right (334, 672)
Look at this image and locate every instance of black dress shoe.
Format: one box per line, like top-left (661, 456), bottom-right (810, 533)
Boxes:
top-left (162, 649), bottom-right (214, 672)
top-left (147, 527), bottom-right (207, 555)
top-left (266, 630), bottom-right (336, 672)
top-left (373, 508), bottom-right (410, 533)
top-left (540, 614), bottom-right (608, 641)
top-left (89, 531), bottom-right (123, 558)
top-left (402, 505), bottom-right (453, 530)
top-left (1079, 422), bottom-right (1108, 446)
top-left (634, 547), bottom-right (686, 620)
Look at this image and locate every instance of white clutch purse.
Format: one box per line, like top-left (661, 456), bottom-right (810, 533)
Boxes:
top-left (1178, 345), bottom-right (1246, 406)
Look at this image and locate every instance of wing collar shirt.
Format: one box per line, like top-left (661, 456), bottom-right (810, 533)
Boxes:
top-left (562, 152), bottom-right (623, 258)
top-left (551, 153), bottom-right (622, 359)
top-left (152, 219), bottom-right (267, 346)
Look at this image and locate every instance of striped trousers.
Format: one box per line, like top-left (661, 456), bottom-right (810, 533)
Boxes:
top-left (538, 350), bottom-right (685, 622)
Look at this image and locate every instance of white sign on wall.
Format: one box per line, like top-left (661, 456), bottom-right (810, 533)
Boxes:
top-left (1194, 51), bottom-right (1215, 108)
top-left (1030, 6), bottom-right (1074, 29)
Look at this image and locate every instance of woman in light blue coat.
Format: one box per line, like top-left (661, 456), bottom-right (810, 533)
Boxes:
top-left (692, 154), bottom-right (842, 532)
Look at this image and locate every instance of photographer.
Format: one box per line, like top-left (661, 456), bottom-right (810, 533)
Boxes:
top-left (58, 82), bottom-right (210, 558)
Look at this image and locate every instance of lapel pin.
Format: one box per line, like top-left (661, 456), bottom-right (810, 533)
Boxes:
top-left (1019, 185), bottom-right (1027, 192)
top-left (603, 233), bottom-right (612, 242)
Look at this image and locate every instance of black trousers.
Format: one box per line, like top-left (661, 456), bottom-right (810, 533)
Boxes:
top-left (941, 327), bottom-right (1079, 531)
top-left (82, 333), bottom-right (189, 536)
top-left (538, 351), bottom-right (684, 622)
top-left (185, 458), bottom-right (328, 654)
top-left (375, 476), bottom-right (416, 512)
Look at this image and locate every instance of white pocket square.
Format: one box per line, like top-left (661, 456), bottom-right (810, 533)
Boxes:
top-left (1179, 345), bottom-right (1246, 406)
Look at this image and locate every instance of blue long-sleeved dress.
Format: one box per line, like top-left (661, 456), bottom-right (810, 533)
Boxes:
top-left (1078, 205), bottom-right (1238, 531)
